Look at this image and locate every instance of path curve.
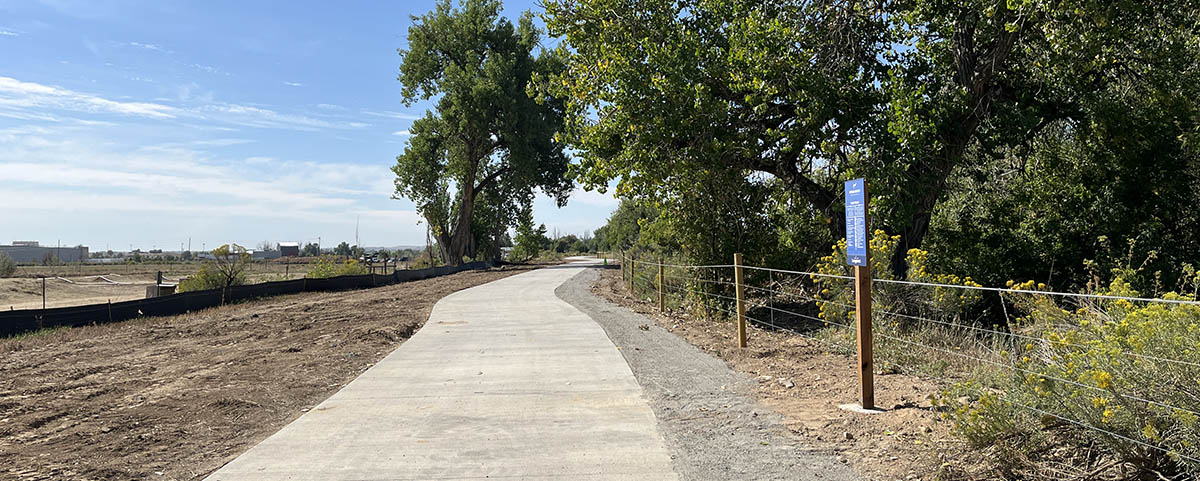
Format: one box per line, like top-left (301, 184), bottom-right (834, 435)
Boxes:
top-left (205, 260), bottom-right (677, 480)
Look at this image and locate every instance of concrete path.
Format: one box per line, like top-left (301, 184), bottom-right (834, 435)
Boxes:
top-left (205, 260), bottom-right (678, 481)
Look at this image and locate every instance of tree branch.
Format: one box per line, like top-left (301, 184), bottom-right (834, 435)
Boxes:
top-left (475, 166), bottom-right (510, 192)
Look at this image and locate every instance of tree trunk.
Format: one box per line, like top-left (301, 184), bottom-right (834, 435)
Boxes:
top-left (442, 168), bottom-right (478, 266)
top-left (888, 132), bottom-right (969, 278)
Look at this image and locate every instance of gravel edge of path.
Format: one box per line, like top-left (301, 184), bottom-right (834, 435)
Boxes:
top-left (556, 267), bottom-right (862, 481)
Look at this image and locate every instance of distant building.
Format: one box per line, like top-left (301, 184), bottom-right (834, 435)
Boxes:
top-left (0, 241), bottom-right (89, 264)
top-left (251, 250), bottom-right (281, 260)
top-left (278, 242), bottom-right (300, 257)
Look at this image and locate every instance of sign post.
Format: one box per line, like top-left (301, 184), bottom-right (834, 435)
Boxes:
top-left (845, 178), bottom-right (874, 410)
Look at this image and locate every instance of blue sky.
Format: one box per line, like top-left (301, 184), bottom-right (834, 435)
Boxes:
top-left (0, 0), bottom-right (617, 252)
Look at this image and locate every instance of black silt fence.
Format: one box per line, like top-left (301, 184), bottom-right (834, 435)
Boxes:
top-left (0, 261), bottom-right (493, 337)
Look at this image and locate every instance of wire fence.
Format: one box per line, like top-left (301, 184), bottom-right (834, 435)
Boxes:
top-left (617, 252), bottom-right (1200, 467)
top-left (0, 261), bottom-right (495, 337)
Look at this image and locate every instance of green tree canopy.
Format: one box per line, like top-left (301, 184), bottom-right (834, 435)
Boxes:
top-left (393, 0), bottom-right (572, 265)
top-left (544, 0), bottom-right (1200, 275)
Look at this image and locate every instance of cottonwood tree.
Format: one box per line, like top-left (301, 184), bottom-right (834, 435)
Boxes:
top-left (544, 0), bottom-right (1200, 275)
top-left (393, 0), bottom-right (571, 265)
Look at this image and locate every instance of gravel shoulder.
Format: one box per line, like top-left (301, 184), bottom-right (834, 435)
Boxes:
top-left (556, 267), bottom-right (861, 481)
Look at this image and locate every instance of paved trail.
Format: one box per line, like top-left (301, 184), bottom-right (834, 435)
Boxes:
top-left (205, 260), bottom-right (677, 481)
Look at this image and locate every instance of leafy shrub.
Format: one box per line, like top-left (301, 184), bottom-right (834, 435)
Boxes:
top-left (810, 232), bottom-right (1200, 476)
top-left (510, 214), bottom-right (548, 262)
top-left (0, 252), bottom-right (15, 277)
top-left (811, 230), bottom-right (989, 374)
top-left (177, 263), bottom-right (243, 292)
top-left (942, 271), bottom-right (1200, 477)
top-left (306, 256), bottom-right (367, 279)
top-left (812, 230), bottom-right (901, 325)
top-left (177, 244), bottom-right (250, 292)
top-left (410, 252), bottom-right (438, 269)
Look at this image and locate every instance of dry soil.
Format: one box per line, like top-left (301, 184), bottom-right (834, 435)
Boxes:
top-left (590, 266), bottom-right (979, 481)
top-left (0, 265), bottom-right (533, 481)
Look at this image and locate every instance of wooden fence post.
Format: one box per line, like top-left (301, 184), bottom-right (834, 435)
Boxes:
top-left (657, 260), bottom-right (665, 312)
top-left (734, 253), bottom-right (747, 348)
top-left (629, 255), bottom-right (636, 294)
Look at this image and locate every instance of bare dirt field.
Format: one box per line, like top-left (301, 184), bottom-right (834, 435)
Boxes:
top-left (2, 263), bottom-right (315, 310)
top-left (591, 267), bottom-right (987, 481)
top-left (13, 260), bottom-right (312, 279)
top-left (0, 265), bottom-right (534, 481)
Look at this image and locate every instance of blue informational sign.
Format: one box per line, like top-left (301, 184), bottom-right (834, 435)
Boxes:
top-left (845, 178), bottom-right (867, 266)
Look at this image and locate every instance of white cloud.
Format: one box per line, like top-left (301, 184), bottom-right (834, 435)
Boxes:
top-left (129, 41), bottom-right (170, 53)
top-left (0, 132), bottom-right (428, 250)
top-left (0, 76), bottom-right (177, 118)
top-left (283, 81), bottom-right (304, 87)
top-left (0, 109), bottom-right (62, 122)
top-left (316, 103), bottom-right (345, 111)
top-left (0, 29), bottom-right (20, 37)
top-left (0, 135), bottom-right (358, 214)
top-left (0, 76), bottom-right (371, 133)
top-left (363, 110), bottom-right (422, 120)
top-left (190, 63), bottom-right (230, 76)
top-left (392, 130), bottom-right (411, 136)
top-left (198, 103), bottom-right (369, 130)
top-left (182, 138), bottom-right (256, 147)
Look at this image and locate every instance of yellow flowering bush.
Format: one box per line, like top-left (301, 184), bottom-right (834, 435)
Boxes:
top-left (812, 230), bottom-right (900, 326)
top-left (944, 275), bottom-right (1200, 476)
top-left (812, 231), bottom-right (992, 374)
top-left (906, 248), bottom-right (983, 319)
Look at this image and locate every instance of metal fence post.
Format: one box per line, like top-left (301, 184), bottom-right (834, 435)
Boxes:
top-left (734, 253), bottom-right (747, 348)
top-left (657, 259), bottom-right (665, 312)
